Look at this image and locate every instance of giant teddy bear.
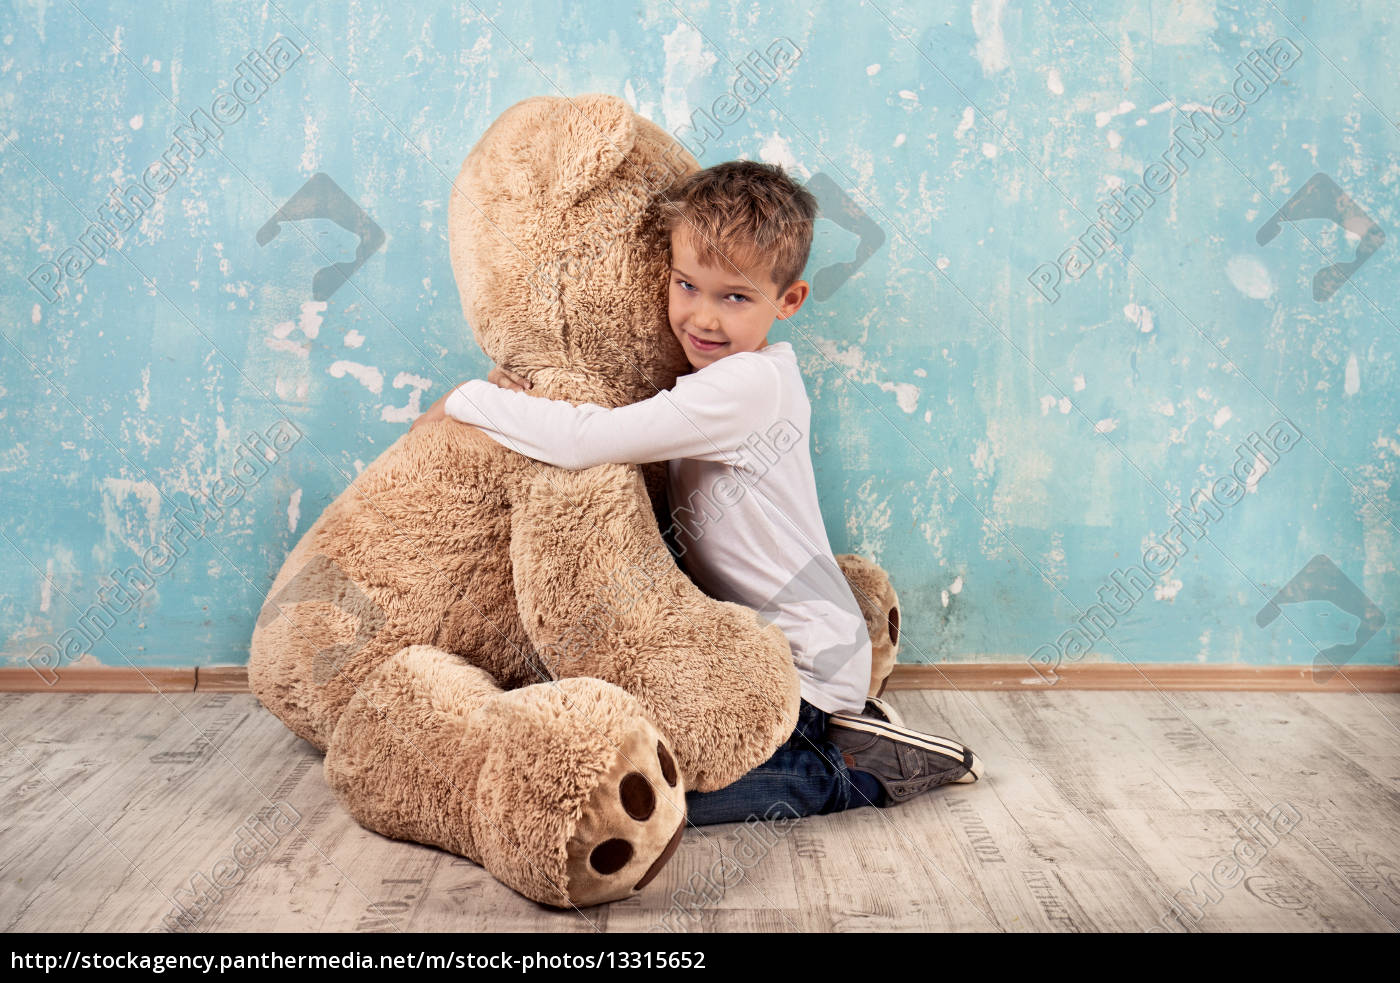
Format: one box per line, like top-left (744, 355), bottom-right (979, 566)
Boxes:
top-left (248, 94), bottom-right (903, 909)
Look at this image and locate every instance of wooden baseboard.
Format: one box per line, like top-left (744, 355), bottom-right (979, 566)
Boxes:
top-left (0, 666), bottom-right (255, 693)
top-left (1, 663), bottom-right (1396, 693)
top-left (195, 666), bottom-right (255, 691)
top-left (883, 663), bottom-right (1400, 692)
top-left (0, 666), bottom-right (199, 692)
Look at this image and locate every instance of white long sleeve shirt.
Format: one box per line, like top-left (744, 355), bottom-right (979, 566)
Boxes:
top-left (444, 341), bottom-right (872, 713)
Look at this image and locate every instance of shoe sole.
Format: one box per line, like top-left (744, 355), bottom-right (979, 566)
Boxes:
top-left (829, 714), bottom-right (983, 784)
top-left (864, 697), bottom-right (905, 728)
top-left (829, 698), bottom-right (905, 730)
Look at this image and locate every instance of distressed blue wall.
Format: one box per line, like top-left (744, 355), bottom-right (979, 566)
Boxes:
top-left (2, 0), bottom-right (1395, 676)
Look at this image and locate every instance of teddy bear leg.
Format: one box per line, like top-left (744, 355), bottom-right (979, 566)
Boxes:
top-left (324, 644), bottom-right (687, 908)
top-left (249, 535), bottom-right (389, 751)
top-left (507, 467), bottom-right (801, 793)
top-left (833, 554), bottom-right (901, 698)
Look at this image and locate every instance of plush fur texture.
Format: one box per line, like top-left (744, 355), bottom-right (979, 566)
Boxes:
top-left (833, 553), bottom-right (902, 698)
top-left (248, 94), bottom-right (903, 908)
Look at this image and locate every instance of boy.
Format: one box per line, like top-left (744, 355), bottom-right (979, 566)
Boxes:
top-left (413, 161), bottom-right (981, 824)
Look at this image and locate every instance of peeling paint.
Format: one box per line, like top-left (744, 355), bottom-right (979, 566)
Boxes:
top-left (328, 360), bottom-right (385, 395)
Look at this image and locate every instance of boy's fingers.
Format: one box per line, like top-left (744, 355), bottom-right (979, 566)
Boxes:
top-left (493, 366), bottom-right (532, 390)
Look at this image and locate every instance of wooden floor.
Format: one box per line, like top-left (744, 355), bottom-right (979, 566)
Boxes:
top-left (1, 689), bottom-right (1397, 932)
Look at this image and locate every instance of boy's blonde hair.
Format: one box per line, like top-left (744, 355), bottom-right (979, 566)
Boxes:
top-left (653, 160), bottom-right (817, 293)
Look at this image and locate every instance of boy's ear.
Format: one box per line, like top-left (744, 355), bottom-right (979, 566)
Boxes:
top-left (776, 279), bottom-right (810, 319)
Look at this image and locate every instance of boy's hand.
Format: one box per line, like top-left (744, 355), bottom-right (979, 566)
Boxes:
top-left (410, 391), bottom-right (451, 432)
top-left (411, 381), bottom-right (473, 432)
top-left (487, 365), bottom-right (532, 392)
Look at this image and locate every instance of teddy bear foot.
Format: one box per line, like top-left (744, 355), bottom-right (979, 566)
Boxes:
top-left (324, 644), bottom-right (687, 908)
top-left (834, 554), bottom-right (902, 698)
top-left (561, 715), bottom-right (688, 906)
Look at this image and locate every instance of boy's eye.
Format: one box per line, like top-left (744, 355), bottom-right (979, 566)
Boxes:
top-left (672, 278), bottom-right (748, 303)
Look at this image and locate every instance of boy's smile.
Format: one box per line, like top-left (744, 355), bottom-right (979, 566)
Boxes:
top-left (668, 228), bottom-right (809, 370)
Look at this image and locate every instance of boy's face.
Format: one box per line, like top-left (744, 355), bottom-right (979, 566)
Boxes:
top-left (667, 228), bottom-right (808, 371)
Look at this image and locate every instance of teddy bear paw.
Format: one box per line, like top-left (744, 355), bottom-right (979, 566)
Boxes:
top-left (561, 722), bottom-right (687, 907)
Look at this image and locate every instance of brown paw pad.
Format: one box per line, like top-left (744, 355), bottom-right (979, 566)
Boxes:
top-left (657, 739), bottom-right (678, 787)
top-left (589, 838), bottom-right (634, 874)
top-left (620, 772), bottom-right (655, 821)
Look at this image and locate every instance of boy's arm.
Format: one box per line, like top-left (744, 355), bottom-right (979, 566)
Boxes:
top-left (443, 355), bottom-right (782, 470)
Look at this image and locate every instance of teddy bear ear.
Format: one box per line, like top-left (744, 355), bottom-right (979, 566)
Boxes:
top-left (534, 94), bottom-right (637, 211)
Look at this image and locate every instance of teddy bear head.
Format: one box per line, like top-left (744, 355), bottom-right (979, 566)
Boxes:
top-left (449, 94), bottom-right (699, 407)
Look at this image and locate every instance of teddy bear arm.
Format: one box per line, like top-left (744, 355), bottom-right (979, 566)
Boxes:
top-left (507, 465), bottom-right (801, 791)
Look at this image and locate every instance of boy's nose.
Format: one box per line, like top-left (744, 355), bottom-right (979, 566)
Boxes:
top-left (693, 307), bottom-right (720, 332)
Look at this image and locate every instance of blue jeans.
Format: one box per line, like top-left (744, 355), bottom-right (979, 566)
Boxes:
top-left (685, 699), bottom-right (882, 826)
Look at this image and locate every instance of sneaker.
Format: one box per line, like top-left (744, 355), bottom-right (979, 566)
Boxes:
top-left (830, 696), bottom-right (905, 729)
top-left (862, 696), bottom-right (904, 727)
top-left (828, 716), bottom-right (983, 807)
